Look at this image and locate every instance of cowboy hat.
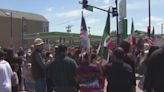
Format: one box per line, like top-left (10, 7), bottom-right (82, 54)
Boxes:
top-left (34, 38), bottom-right (44, 46)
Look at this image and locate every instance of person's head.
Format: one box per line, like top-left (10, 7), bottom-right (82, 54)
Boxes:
top-left (12, 63), bottom-right (19, 72)
top-left (17, 47), bottom-right (24, 56)
top-left (3, 48), bottom-right (14, 60)
top-left (112, 47), bottom-right (125, 61)
top-left (147, 45), bottom-right (159, 57)
top-left (91, 53), bottom-right (101, 64)
top-left (34, 38), bottom-right (44, 51)
top-left (0, 50), bottom-right (6, 60)
top-left (120, 41), bottom-right (131, 53)
top-left (57, 44), bottom-right (67, 53)
top-left (67, 47), bottom-right (75, 56)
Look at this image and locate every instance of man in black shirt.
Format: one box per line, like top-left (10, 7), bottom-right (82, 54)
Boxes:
top-left (120, 41), bottom-right (136, 91)
top-left (48, 44), bottom-right (78, 92)
top-left (144, 46), bottom-right (164, 92)
top-left (104, 47), bottom-right (134, 92)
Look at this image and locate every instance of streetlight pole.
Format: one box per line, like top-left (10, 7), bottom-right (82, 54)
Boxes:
top-left (22, 17), bottom-right (25, 47)
top-left (115, 0), bottom-right (119, 44)
top-left (161, 23), bottom-right (164, 36)
top-left (66, 25), bottom-right (72, 45)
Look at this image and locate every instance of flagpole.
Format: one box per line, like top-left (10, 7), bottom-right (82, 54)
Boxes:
top-left (152, 26), bottom-right (155, 39)
top-left (81, 10), bottom-right (91, 63)
top-left (148, 0), bottom-right (151, 37)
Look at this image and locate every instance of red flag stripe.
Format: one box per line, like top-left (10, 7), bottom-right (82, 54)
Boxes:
top-left (147, 37), bottom-right (154, 45)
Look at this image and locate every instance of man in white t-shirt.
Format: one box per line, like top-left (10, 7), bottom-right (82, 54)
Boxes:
top-left (0, 50), bottom-right (13, 92)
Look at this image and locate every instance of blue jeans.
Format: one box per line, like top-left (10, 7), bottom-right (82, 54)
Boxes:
top-left (35, 78), bottom-right (47, 92)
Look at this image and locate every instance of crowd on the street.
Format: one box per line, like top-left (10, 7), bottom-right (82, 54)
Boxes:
top-left (0, 37), bottom-right (164, 92)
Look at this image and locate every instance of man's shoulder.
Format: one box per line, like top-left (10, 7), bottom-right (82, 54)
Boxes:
top-left (65, 56), bottom-right (78, 68)
top-left (54, 56), bottom-right (75, 63)
top-left (64, 56), bottom-right (76, 63)
top-left (107, 62), bottom-right (113, 66)
top-left (151, 48), bottom-right (164, 56)
top-left (105, 62), bottom-right (113, 69)
top-left (122, 62), bottom-right (133, 71)
top-left (0, 60), bottom-right (8, 64)
top-left (31, 50), bottom-right (38, 57)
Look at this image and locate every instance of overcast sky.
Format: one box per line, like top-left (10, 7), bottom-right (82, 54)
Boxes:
top-left (0, 0), bottom-right (164, 35)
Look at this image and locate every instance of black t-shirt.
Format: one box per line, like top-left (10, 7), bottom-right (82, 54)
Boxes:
top-left (105, 62), bottom-right (134, 92)
top-left (123, 54), bottom-right (136, 86)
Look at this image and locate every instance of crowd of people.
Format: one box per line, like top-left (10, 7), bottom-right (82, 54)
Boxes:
top-left (0, 37), bottom-right (164, 92)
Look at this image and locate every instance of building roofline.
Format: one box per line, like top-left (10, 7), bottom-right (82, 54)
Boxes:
top-left (0, 8), bottom-right (48, 22)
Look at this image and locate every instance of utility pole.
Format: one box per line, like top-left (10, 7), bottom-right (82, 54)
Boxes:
top-left (115, 0), bottom-right (119, 44)
top-left (22, 17), bottom-right (24, 47)
top-left (66, 25), bottom-right (72, 33)
top-left (22, 17), bottom-right (26, 47)
top-left (10, 12), bottom-right (13, 48)
top-left (66, 25), bottom-right (72, 45)
top-left (88, 26), bottom-right (91, 36)
top-left (162, 23), bottom-right (164, 36)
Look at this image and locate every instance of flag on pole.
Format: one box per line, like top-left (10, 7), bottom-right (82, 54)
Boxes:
top-left (147, 26), bottom-right (155, 45)
top-left (98, 13), bottom-right (112, 61)
top-left (152, 26), bottom-right (155, 39)
top-left (80, 11), bottom-right (90, 53)
top-left (147, 37), bottom-right (154, 45)
top-left (130, 19), bottom-right (136, 48)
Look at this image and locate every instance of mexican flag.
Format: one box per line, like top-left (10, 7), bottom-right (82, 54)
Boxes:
top-left (130, 19), bottom-right (136, 48)
top-left (97, 13), bottom-right (112, 61)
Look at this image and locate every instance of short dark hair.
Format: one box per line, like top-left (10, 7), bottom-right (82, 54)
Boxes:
top-left (147, 45), bottom-right (159, 57)
top-left (0, 50), bottom-right (7, 59)
top-left (113, 47), bottom-right (125, 59)
top-left (58, 44), bottom-right (67, 53)
top-left (120, 41), bottom-right (130, 53)
top-left (91, 53), bottom-right (97, 61)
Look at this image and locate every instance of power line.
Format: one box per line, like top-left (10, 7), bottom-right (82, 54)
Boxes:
top-left (54, 7), bottom-right (109, 26)
top-left (54, 13), bottom-right (94, 26)
top-left (54, 17), bottom-right (81, 26)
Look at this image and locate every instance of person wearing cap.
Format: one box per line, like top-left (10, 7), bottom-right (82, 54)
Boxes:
top-left (31, 38), bottom-right (47, 92)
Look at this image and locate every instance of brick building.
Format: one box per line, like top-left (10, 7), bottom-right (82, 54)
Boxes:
top-left (0, 8), bottom-right (49, 49)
